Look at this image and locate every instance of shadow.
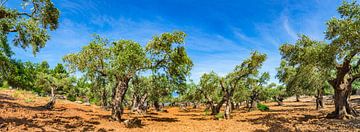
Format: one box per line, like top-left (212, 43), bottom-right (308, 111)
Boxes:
top-left (237, 113), bottom-right (293, 131)
top-left (283, 104), bottom-right (310, 108)
top-left (147, 112), bottom-right (159, 115)
top-left (87, 113), bottom-right (112, 121)
top-left (143, 115), bottom-right (179, 122)
top-left (190, 117), bottom-right (208, 121)
top-left (73, 108), bottom-right (93, 113)
top-left (174, 113), bottom-right (202, 117)
top-left (0, 93), bottom-right (15, 100)
top-left (0, 117), bottom-right (46, 132)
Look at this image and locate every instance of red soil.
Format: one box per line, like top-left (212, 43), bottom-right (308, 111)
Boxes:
top-left (0, 89), bottom-right (360, 132)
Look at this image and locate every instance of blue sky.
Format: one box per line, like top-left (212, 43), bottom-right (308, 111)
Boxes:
top-left (8, 0), bottom-right (342, 83)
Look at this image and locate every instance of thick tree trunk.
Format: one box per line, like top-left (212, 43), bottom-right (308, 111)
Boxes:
top-left (111, 79), bottom-right (129, 121)
top-left (211, 99), bottom-right (226, 115)
top-left (248, 93), bottom-right (258, 111)
top-left (153, 100), bottom-right (161, 111)
top-left (276, 96), bottom-right (284, 106)
top-left (327, 73), bottom-right (359, 119)
top-left (224, 99), bottom-right (232, 119)
top-left (44, 87), bottom-right (56, 109)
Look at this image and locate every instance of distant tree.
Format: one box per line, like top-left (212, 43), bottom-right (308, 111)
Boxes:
top-left (199, 51), bottom-right (266, 119)
top-left (247, 72), bottom-right (270, 111)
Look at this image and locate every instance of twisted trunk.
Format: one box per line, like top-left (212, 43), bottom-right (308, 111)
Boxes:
top-left (111, 78), bottom-right (130, 121)
top-left (154, 100), bottom-right (161, 111)
top-left (44, 87), bottom-right (56, 109)
top-left (224, 98), bottom-right (232, 119)
top-left (327, 63), bottom-right (359, 119)
top-left (248, 92), bottom-right (258, 111)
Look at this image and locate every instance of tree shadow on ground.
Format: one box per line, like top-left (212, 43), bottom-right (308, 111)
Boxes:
top-left (237, 113), bottom-right (322, 132)
top-left (0, 93), bottom-right (67, 112)
top-left (0, 117), bottom-right (46, 132)
top-left (142, 115), bottom-right (179, 122)
top-left (174, 113), bottom-right (203, 117)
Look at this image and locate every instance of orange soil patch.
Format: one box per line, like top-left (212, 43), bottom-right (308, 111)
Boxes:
top-left (0, 89), bottom-right (360, 132)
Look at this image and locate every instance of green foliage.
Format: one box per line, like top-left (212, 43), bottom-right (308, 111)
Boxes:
top-left (0, 0), bottom-right (59, 55)
top-left (214, 112), bottom-right (224, 119)
top-left (257, 103), bottom-right (269, 111)
top-left (24, 98), bottom-right (33, 103)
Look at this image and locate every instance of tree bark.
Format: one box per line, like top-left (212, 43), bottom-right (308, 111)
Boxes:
top-left (295, 94), bottom-right (300, 102)
top-left (111, 79), bottom-right (129, 121)
top-left (211, 99), bottom-right (225, 115)
top-left (327, 72), bottom-right (359, 119)
top-left (44, 87), bottom-right (56, 109)
top-left (101, 78), bottom-right (108, 107)
top-left (224, 98), bottom-right (232, 119)
top-left (315, 88), bottom-right (324, 110)
top-left (154, 100), bottom-right (161, 111)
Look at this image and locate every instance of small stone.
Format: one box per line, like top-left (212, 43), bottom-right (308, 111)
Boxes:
top-left (75, 101), bottom-right (83, 104)
top-left (84, 102), bottom-right (91, 106)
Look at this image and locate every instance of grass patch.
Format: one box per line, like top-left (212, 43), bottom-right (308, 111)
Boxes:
top-left (204, 109), bottom-right (211, 115)
top-left (24, 98), bottom-right (34, 103)
top-left (214, 112), bottom-right (224, 120)
top-left (257, 103), bottom-right (270, 111)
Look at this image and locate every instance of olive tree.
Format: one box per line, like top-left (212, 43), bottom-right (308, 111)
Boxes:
top-left (279, 1), bottom-right (360, 119)
top-left (64, 31), bottom-right (193, 121)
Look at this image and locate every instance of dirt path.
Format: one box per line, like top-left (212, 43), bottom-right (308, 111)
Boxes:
top-left (0, 89), bottom-right (360, 132)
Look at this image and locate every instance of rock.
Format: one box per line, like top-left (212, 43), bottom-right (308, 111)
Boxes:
top-left (123, 117), bottom-right (142, 128)
top-left (84, 102), bottom-right (91, 106)
top-left (75, 101), bottom-right (82, 104)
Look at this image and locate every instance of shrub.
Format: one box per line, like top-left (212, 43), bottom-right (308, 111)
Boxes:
top-left (214, 112), bottom-right (224, 119)
top-left (257, 103), bottom-right (269, 111)
top-left (67, 94), bottom-right (76, 101)
top-left (204, 109), bottom-right (211, 115)
top-left (24, 98), bottom-right (33, 103)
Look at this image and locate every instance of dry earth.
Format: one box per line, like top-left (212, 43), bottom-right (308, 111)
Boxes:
top-left (1, 89), bottom-right (360, 132)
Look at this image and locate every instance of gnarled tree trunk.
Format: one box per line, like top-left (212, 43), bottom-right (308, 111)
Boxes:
top-left (224, 98), bottom-right (232, 119)
top-left (328, 71), bottom-right (359, 119)
top-left (44, 87), bottom-right (56, 109)
top-left (111, 78), bottom-right (129, 121)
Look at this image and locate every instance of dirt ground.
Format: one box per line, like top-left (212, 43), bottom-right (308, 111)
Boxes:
top-left (0, 89), bottom-right (360, 132)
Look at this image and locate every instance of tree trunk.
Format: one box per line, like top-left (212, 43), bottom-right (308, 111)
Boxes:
top-left (154, 100), bottom-right (161, 111)
top-left (192, 102), bottom-right (197, 109)
top-left (276, 96), bottom-right (284, 106)
top-left (295, 94), bottom-right (300, 102)
top-left (44, 87), bottom-right (56, 109)
top-left (135, 93), bottom-right (148, 114)
top-left (101, 79), bottom-right (107, 107)
top-left (249, 99), bottom-right (257, 111)
top-left (211, 99), bottom-right (225, 115)
top-left (248, 93), bottom-right (258, 111)
top-left (316, 88), bottom-right (324, 110)
top-left (224, 98), bottom-right (232, 119)
top-left (327, 74), bottom-right (359, 119)
top-left (131, 95), bottom-right (138, 112)
top-left (111, 79), bottom-right (129, 121)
